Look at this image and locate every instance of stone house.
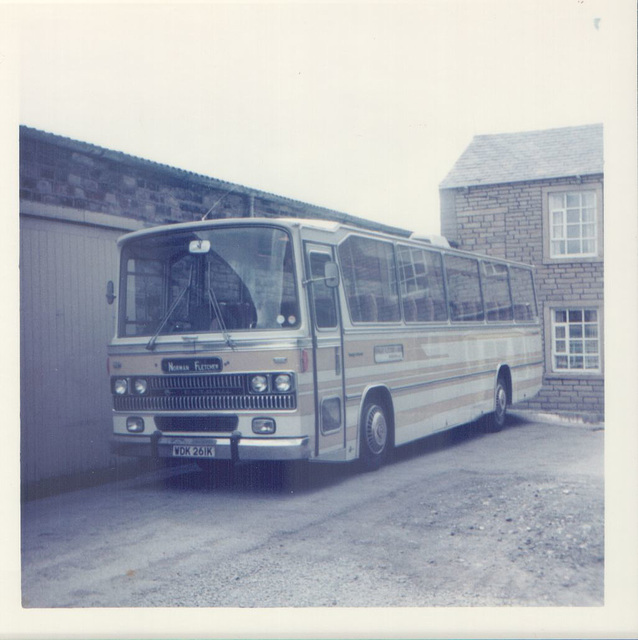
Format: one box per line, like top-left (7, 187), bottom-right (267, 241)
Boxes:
top-left (439, 124), bottom-right (604, 418)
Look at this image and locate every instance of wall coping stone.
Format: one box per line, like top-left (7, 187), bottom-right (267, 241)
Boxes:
top-left (20, 200), bottom-right (147, 231)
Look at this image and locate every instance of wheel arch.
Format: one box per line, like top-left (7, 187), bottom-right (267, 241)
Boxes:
top-left (495, 364), bottom-right (512, 405)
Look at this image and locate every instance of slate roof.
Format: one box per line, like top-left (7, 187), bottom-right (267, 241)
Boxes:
top-left (440, 123), bottom-right (603, 189)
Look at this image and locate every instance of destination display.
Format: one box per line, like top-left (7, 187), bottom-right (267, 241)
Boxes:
top-left (161, 358), bottom-right (223, 374)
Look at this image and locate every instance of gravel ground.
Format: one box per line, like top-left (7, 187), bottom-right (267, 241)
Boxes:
top-left (20, 414), bottom-right (604, 610)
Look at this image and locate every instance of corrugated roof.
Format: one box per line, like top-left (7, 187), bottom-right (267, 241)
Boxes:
top-left (440, 124), bottom-right (603, 189)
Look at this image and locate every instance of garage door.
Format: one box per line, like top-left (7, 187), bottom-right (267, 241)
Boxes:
top-left (20, 212), bottom-right (129, 485)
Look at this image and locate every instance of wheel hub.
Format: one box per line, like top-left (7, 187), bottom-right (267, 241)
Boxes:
top-left (496, 386), bottom-right (507, 417)
top-left (366, 408), bottom-right (387, 454)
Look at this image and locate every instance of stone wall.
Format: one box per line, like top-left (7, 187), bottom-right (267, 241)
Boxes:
top-left (19, 126), bottom-right (408, 236)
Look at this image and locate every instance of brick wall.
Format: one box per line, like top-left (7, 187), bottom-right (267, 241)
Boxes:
top-left (441, 175), bottom-right (604, 418)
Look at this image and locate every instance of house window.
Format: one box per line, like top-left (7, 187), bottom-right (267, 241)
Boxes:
top-left (549, 190), bottom-right (597, 258)
top-left (552, 308), bottom-right (600, 372)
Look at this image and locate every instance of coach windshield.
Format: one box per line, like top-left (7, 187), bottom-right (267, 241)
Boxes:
top-left (118, 226), bottom-right (299, 340)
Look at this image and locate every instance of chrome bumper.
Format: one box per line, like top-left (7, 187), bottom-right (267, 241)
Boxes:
top-left (111, 431), bottom-right (311, 461)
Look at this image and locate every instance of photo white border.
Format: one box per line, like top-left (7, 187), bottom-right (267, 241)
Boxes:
top-left (1, 1), bottom-right (636, 637)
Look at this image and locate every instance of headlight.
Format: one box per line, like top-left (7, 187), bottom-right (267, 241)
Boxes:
top-left (126, 416), bottom-right (145, 433)
top-left (250, 375), bottom-right (268, 393)
top-left (133, 378), bottom-right (148, 395)
top-left (274, 374), bottom-right (292, 392)
top-left (252, 418), bottom-right (276, 434)
top-left (114, 378), bottom-right (128, 395)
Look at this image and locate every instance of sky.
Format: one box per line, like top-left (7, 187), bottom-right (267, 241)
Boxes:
top-left (8, 0), bottom-right (622, 235)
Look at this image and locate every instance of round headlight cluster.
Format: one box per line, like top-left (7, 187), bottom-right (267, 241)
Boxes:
top-left (274, 374), bottom-right (292, 392)
top-left (249, 373), bottom-right (294, 393)
top-left (133, 378), bottom-right (148, 395)
top-left (113, 378), bottom-right (148, 395)
top-left (250, 375), bottom-right (269, 393)
top-left (114, 378), bottom-right (128, 395)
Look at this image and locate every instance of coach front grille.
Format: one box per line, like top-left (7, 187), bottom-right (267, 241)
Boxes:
top-left (154, 415), bottom-right (239, 433)
top-left (112, 373), bottom-right (297, 412)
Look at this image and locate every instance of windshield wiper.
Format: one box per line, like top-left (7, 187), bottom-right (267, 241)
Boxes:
top-left (146, 286), bottom-right (189, 350)
top-left (146, 267), bottom-right (194, 351)
top-left (207, 286), bottom-right (235, 351)
top-left (206, 262), bottom-right (235, 350)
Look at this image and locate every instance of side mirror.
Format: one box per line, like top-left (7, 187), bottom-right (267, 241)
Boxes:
top-left (106, 280), bottom-right (116, 305)
top-left (324, 261), bottom-right (340, 288)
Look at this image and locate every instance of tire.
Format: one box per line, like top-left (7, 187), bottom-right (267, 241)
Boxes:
top-left (359, 400), bottom-right (391, 471)
top-left (484, 376), bottom-right (508, 433)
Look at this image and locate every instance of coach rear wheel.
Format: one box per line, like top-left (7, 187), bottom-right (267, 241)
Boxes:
top-left (485, 376), bottom-right (508, 433)
top-left (359, 401), bottom-right (391, 471)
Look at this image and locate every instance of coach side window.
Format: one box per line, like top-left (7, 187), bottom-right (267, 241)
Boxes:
top-left (444, 255), bottom-right (484, 322)
top-left (397, 245), bottom-right (447, 322)
top-left (481, 261), bottom-right (513, 322)
top-left (309, 252), bottom-right (338, 329)
top-left (510, 267), bottom-right (538, 322)
top-left (338, 235), bottom-right (400, 323)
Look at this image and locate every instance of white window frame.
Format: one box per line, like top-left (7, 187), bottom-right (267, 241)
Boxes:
top-left (549, 190), bottom-right (597, 258)
top-left (550, 307), bottom-right (602, 374)
top-left (543, 183), bottom-right (603, 263)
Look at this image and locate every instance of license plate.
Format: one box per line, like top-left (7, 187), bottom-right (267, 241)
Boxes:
top-left (172, 445), bottom-right (215, 458)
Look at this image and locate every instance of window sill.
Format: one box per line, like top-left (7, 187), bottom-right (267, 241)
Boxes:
top-left (545, 371), bottom-right (604, 381)
top-left (542, 255), bottom-right (603, 266)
